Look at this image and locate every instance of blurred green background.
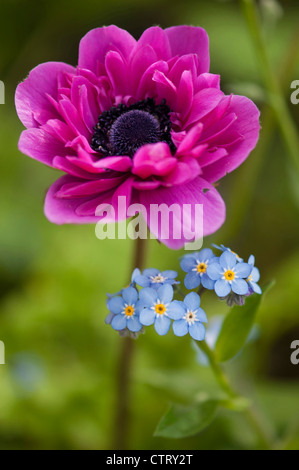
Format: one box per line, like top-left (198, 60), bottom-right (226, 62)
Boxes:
top-left (0, 0), bottom-right (299, 450)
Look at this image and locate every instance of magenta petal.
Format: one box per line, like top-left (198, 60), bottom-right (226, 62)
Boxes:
top-left (78, 25), bottom-right (136, 72)
top-left (58, 98), bottom-right (90, 138)
top-left (202, 95), bottom-right (260, 182)
top-left (105, 50), bottom-right (129, 97)
top-left (15, 62), bottom-right (76, 128)
top-left (53, 156), bottom-right (100, 179)
top-left (186, 144), bottom-right (208, 159)
top-left (199, 148), bottom-right (228, 167)
top-left (135, 60), bottom-right (169, 100)
top-left (201, 95), bottom-right (233, 129)
top-left (70, 76), bottom-right (99, 133)
top-left (18, 128), bottom-right (67, 167)
top-left (152, 70), bottom-right (177, 107)
top-left (56, 175), bottom-right (126, 198)
top-left (168, 54), bottom-right (198, 87)
top-left (44, 175), bottom-right (113, 224)
top-left (67, 136), bottom-right (95, 155)
top-left (75, 193), bottom-right (115, 217)
top-left (176, 124), bottom-right (203, 155)
top-left (43, 119), bottom-right (75, 143)
top-left (66, 155), bottom-right (132, 174)
top-left (132, 143), bottom-right (177, 179)
top-left (185, 89), bottom-right (224, 128)
top-left (137, 26), bottom-right (171, 60)
top-left (111, 177), bottom-right (134, 220)
top-left (201, 112), bottom-right (237, 144)
top-left (165, 26), bottom-right (210, 74)
top-left (132, 179), bottom-right (160, 190)
top-left (92, 155), bottom-right (132, 172)
top-left (76, 177), bottom-right (135, 221)
top-left (161, 157), bottom-right (202, 186)
top-left (176, 70), bottom-right (194, 119)
top-left (139, 177), bottom-right (225, 249)
top-left (129, 44), bottom-right (158, 92)
top-left (195, 73), bottom-right (220, 91)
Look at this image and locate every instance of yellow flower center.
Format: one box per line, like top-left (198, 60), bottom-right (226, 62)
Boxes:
top-left (197, 262), bottom-right (207, 273)
top-left (224, 270), bottom-right (235, 281)
top-left (124, 306), bottom-right (134, 317)
top-left (155, 303), bottom-right (166, 315)
top-left (248, 274), bottom-right (252, 282)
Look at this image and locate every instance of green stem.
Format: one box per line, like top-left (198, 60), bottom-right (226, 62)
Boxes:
top-left (274, 411), bottom-right (299, 450)
top-left (197, 341), bottom-right (237, 399)
top-left (173, 285), bottom-right (186, 299)
top-left (221, 24), bottom-right (299, 243)
top-left (240, 0), bottom-right (299, 175)
top-left (197, 285), bottom-right (207, 297)
top-left (113, 237), bottom-right (148, 449)
top-left (197, 340), bottom-right (273, 449)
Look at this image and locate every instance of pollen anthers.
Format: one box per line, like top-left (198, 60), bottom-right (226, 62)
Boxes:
top-left (91, 98), bottom-right (176, 158)
top-left (196, 262), bottom-right (207, 273)
top-left (154, 303), bottom-right (166, 315)
top-left (124, 305), bottom-right (135, 317)
top-left (224, 269), bottom-right (235, 281)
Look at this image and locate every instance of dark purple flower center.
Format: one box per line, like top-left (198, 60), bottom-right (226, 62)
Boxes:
top-left (110, 110), bottom-right (160, 156)
top-left (91, 98), bottom-right (176, 158)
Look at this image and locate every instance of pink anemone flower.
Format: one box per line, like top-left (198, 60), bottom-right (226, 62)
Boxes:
top-left (15, 25), bottom-right (260, 248)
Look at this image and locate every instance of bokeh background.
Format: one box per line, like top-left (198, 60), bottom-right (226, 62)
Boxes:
top-left (0, 0), bottom-right (299, 450)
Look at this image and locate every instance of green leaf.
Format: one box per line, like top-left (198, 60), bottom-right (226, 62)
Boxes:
top-left (154, 399), bottom-right (219, 439)
top-left (215, 281), bottom-right (275, 363)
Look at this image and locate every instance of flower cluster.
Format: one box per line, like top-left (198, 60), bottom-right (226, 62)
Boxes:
top-left (106, 245), bottom-right (261, 339)
top-left (181, 244), bottom-right (261, 303)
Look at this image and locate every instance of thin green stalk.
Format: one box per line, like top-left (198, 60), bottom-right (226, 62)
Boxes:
top-left (173, 285), bottom-right (187, 299)
top-left (113, 237), bottom-right (148, 449)
top-left (197, 285), bottom-right (206, 297)
top-left (220, 14), bottom-right (299, 243)
top-left (240, 0), bottom-right (299, 176)
top-left (197, 340), bottom-right (273, 449)
top-left (220, 104), bottom-right (274, 243)
top-left (197, 340), bottom-right (237, 399)
top-left (274, 411), bottom-right (299, 450)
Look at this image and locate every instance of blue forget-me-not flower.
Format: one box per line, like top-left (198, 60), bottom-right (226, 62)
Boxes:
top-left (172, 292), bottom-right (207, 341)
top-left (139, 284), bottom-right (184, 335)
top-left (206, 251), bottom-right (251, 297)
top-left (180, 248), bottom-right (218, 290)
